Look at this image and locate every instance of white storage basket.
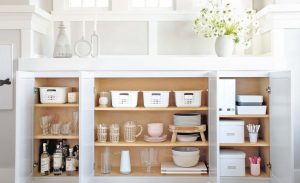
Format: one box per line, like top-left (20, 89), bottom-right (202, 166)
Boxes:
top-left (143, 91), bottom-right (170, 108)
top-left (174, 90), bottom-right (202, 107)
top-left (39, 87), bottom-right (72, 104)
top-left (111, 91), bottom-right (139, 108)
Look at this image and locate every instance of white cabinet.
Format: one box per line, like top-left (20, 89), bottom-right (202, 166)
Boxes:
top-left (15, 70), bottom-right (293, 183)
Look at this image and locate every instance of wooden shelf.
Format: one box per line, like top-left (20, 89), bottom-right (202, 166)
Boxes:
top-left (245, 168), bottom-right (269, 178)
top-left (34, 135), bottom-right (79, 140)
top-left (220, 114), bottom-right (269, 118)
top-left (33, 171), bottom-right (79, 177)
top-left (95, 140), bottom-right (208, 147)
top-left (35, 104), bottom-right (79, 108)
top-left (220, 140), bottom-right (270, 147)
top-left (95, 166), bottom-right (208, 177)
top-left (94, 106), bottom-right (208, 111)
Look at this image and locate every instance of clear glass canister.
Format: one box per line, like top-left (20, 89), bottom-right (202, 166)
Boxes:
top-left (53, 22), bottom-right (72, 58)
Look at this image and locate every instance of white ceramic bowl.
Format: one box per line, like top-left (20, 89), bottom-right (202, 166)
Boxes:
top-left (172, 155), bottom-right (200, 167)
top-left (176, 134), bottom-right (199, 142)
top-left (172, 147), bottom-right (200, 156)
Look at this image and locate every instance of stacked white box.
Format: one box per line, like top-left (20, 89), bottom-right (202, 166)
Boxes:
top-left (220, 149), bottom-right (246, 176)
top-left (220, 120), bottom-right (244, 143)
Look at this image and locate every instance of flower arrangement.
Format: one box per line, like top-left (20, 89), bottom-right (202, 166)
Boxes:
top-left (193, 3), bottom-right (259, 49)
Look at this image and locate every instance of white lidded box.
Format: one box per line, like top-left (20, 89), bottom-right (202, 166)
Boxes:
top-left (236, 106), bottom-right (267, 115)
top-left (111, 91), bottom-right (139, 108)
top-left (220, 149), bottom-right (246, 176)
top-left (39, 87), bottom-right (72, 104)
top-left (143, 91), bottom-right (170, 108)
top-left (236, 95), bottom-right (263, 106)
top-left (220, 120), bottom-right (244, 143)
top-left (174, 90), bottom-right (202, 107)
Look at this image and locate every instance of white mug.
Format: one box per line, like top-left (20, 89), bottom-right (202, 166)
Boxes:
top-left (120, 150), bottom-right (131, 174)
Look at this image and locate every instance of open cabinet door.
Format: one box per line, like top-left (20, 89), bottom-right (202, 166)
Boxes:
top-left (15, 71), bottom-right (34, 183)
top-left (79, 72), bottom-right (95, 183)
top-left (269, 71), bottom-right (294, 183)
top-left (208, 71), bottom-right (220, 183)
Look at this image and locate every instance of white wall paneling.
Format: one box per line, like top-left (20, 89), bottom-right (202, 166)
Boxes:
top-left (0, 44), bottom-right (13, 110)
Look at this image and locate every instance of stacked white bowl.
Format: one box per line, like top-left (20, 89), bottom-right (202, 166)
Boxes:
top-left (172, 147), bottom-right (200, 167)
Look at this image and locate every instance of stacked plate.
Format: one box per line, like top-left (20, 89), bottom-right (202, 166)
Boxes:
top-left (173, 113), bottom-right (201, 126)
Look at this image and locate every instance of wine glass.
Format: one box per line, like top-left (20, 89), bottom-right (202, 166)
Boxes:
top-left (72, 111), bottom-right (79, 136)
top-left (139, 148), bottom-right (158, 173)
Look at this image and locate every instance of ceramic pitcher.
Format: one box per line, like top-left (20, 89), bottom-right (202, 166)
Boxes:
top-left (123, 121), bottom-right (143, 142)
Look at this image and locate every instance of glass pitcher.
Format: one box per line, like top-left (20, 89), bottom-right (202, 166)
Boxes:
top-left (123, 121), bottom-right (143, 142)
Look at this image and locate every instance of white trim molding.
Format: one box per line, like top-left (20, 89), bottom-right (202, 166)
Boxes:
top-left (0, 168), bottom-right (14, 183)
top-left (295, 169), bottom-right (300, 183)
top-left (257, 4), bottom-right (300, 33)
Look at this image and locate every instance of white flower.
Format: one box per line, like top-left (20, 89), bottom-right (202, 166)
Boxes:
top-left (193, 3), bottom-right (258, 50)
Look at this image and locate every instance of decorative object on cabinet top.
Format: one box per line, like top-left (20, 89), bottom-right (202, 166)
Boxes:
top-left (193, 3), bottom-right (259, 57)
top-left (53, 22), bottom-right (72, 58)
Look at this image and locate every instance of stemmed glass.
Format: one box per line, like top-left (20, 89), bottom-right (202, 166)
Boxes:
top-left (73, 111), bottom-right (79, 136)
top-left (139, 148), bottom-right (158, 173)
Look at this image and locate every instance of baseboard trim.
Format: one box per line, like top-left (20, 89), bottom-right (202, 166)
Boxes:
top-left (295, 169), bottom-right (300, 183)
top-left (0, 168), bottom-right (14, 183)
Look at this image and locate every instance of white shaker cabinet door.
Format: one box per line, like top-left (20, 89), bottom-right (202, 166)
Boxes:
top-left (269, 71), bottom-right (294, 183)
top-left (79, 72), bottom-right (95, 183)
top-left (208, 71), bottom-right (220, 183)
top-left (15, 71), bottom-right (34, 183)
top-left (0, 44), bottom-right (13, 109)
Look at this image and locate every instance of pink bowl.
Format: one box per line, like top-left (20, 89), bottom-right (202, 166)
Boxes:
top-left (147, 123), bottom-right (163, 137)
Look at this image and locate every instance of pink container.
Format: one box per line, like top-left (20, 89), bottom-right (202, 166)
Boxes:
top-left (250, 164), bottom-right (260, 176)
top-left (147, 123), bottom-right (163, 137)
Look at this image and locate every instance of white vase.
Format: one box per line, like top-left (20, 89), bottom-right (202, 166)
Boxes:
top-left (215, 35), bottom-right (234, 57)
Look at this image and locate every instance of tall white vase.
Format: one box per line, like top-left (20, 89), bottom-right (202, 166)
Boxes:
top-left (120, 150), bottom-right (131, 174)
top-left (215, 35), bottom-right (234, 57)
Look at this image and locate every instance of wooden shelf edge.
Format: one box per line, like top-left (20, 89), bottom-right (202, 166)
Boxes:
top-left (94, 106), bottom-right (208, 111)
top-left (35, 104), bottom-right (79, 108)
top-left (220, 140), bottom-right (270, 147)
top-left (94, 140), bottom-right (208, 147)
top-left (220, 114), bottom-right (269, 118)
top-left (34, 135), bottom-right (79, 139)
top-left (94, 166), bottom-right (208, 177)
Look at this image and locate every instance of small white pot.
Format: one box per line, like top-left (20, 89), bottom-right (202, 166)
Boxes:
top-left (215, 35), bottom-right (234, 57)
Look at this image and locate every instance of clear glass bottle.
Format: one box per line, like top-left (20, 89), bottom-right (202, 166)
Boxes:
top-left (40, 143), bottom-right (50, 176)
top-left (66, 148), bottom-right (75, 176)
top-left (53, 22), bottom-right (72, 58)
top-left (53, 144), bottom-right (63, 176)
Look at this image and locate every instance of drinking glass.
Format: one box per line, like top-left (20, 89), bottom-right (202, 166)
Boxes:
top-left (51, 123), bottom-right (61, 135)
top-left (101, 147), bottom-right (111, 174)
top-left (40, 115), bottom-right (51, 135)
top-left (139, 148), bottom-right (158, 173)
top-left (72, 111), bottom-right (79, 136)
top-left (61, 122), bottom-right (72, 135)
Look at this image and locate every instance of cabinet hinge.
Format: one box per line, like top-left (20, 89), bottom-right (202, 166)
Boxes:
top-left (266, 86), bottom-right (271, 95)
top-left (34, 87), bottom-right (39, 94)
top-left (33, 161), bottom-right (38, 168)
top-left (266, 162), bottom-right (272, 170)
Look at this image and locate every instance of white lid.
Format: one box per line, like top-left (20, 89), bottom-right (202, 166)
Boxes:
top-left (220, 150), bottom-right (246, 158)
top-left (236, 95), bottom-right (263, 102)
top-left (219, 120), bottom-right (244, 126)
